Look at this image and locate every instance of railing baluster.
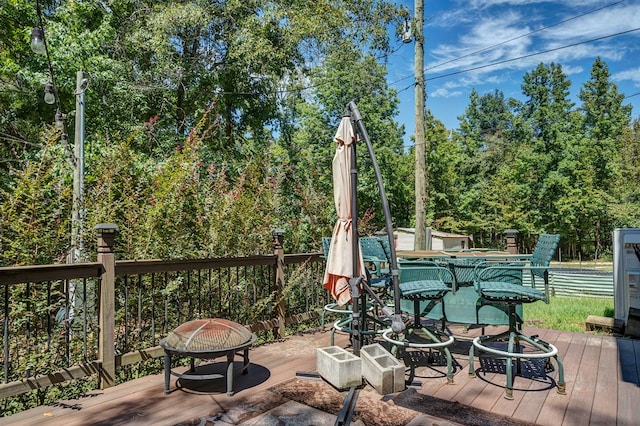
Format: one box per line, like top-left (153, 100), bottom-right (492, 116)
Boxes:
top-left (164, 272), bottom-right (169, 335)
top-left (3, 283), bottom-right (9, 383)
top-left (187, 271), bottom-right (192, 321)
top-left (151, 273), bottom-right (156, 347)
top-left (47, 281), bottom-right (52, 351)
top-left (65, 279), bottom-right (71, 368)
top-left (208, 269), bottom-right (213, 318)
top-left (197, 269), bottom-right (202, 318)
top-left (137, 274), bottom-right (142, 346)
top-left (124, 275), bottom-right (129, 354)
top-left (83, 277), bottom-right (88, 361)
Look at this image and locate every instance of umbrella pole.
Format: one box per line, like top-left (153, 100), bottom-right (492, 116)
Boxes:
top-left (347, 102), bottom-right (404, 334)
top-left (348, 123), bottom-right (362, 356)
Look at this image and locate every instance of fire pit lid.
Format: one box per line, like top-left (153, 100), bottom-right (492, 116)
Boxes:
top-left (161, 318), bottom-right (254, 353)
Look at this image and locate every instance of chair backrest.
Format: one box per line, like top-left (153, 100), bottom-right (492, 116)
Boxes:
top-left (476, 263), bottom-right (525, 286)
top-left (399, 261), bottom-right (454, 285)
top-left (448, 258), bottom-right (483, 287)
top-left (530, 234), bottom-right (560, 278)
top-left (376, 236), bottom-right (393, 263)
top-left (359, 237), bottom-right (389, 262)
top-left (322, 237), bottom-right (332, 258)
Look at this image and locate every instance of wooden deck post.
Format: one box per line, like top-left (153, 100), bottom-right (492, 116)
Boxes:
top-left (272, 229), bottom-right (286, 339)
top-left (95, 224), bottom-right (118, 389)
top-left (504, 229), bottom-right (519, 254)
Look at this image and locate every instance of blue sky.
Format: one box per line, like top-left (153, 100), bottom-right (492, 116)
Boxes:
top-left (387, 0), bottom-right (640, 145)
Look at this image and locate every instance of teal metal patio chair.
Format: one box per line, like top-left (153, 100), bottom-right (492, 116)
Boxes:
top-left (468, 234), bottom-right (566, 399)
top-left (383, 260), bottom-right (456, 383)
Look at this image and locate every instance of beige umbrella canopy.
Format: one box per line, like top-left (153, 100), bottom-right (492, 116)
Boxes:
top-left (323, 117), bottom-right (366, 306)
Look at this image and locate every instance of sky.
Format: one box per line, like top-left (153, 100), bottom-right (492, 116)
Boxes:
top-left (386, 0), bottom-right (640, 146)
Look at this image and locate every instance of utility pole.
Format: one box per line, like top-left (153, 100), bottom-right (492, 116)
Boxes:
top-left (413, 0), bottom-right (427, 250)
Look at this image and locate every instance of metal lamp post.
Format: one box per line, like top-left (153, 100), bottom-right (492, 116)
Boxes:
top-left (69, 70), bottom-right (86, 265)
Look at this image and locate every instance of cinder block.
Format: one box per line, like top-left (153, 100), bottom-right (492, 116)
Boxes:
top-left (360, 343), bottom-right (405, 394)
top-left (316, 346), bottom-right (361, 390)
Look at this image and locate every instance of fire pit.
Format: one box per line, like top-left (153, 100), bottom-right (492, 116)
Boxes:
top-left (160, 318), bottom-right (257, 396)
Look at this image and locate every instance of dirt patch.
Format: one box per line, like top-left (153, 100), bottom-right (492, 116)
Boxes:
top-left (271, 379), bottom-right (535, 426)
top-left (270, 379), bottom-right (418, 426)
top-left (392, 389), bottom-right (535, 426)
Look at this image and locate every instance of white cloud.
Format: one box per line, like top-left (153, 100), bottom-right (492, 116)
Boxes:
top-left (430, 87), bottom-right (463, 98)
top-left (613, 67), bottom-right (640, 84)
top-left (426, 0), bottom-right (640, 86)
top-left (561, 64), bottom-right (584, 76)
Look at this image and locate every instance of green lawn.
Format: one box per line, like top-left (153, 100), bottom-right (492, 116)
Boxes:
top-left (523, 296), bottom-right (614, 333)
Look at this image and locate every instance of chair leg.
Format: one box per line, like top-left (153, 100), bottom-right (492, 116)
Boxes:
top-left (471, 328), bottom-right (565, 399)
top-left (383, 323), bottom-right (455, 384)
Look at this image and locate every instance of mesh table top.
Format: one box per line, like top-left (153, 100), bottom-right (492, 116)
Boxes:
top-left (160, 318), bottom-right (254, 354)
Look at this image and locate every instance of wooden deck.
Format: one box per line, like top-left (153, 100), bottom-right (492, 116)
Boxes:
top-left (2, 324), bottom-right (639, 426)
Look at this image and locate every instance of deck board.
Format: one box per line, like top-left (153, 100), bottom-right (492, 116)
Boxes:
top-left (533, 331), bottom-right (582, 425)
top-left (562, 335), bottom-right (601, 426)
top-left (589, 336), bottom-right (619, 426)
top-left (492, 327), bottom-right (557, 420)
top-left (617, 338), bottom-right (640, 426)
top-left (2, 327), bottom-right (639, 426)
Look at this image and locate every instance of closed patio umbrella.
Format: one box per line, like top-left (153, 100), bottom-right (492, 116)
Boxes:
top-left (323, 116), bottom-right (366, 306)
top-left (323, 103), bottom-right (404, 356)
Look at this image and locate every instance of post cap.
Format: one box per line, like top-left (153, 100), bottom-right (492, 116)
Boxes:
top-left (94, 223), bottom-right (119, 234)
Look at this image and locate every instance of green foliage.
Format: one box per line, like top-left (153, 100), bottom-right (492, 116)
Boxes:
top-left (449, 58), bottom-right (636, 256)
top-left (0, 128), bottom-right (71, 265)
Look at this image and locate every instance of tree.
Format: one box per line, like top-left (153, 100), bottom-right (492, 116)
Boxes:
top-left (289, 41), bottom-right (411, 234)
top-left (423, 109), bottom-right (463, 232)
top-left (521, 62), bottom-right (574, 149)
top-left (578, 57), bottom-right (632, 188)
top-left (518, 62), bottom-right (573, 234)
top-left (454, 89), bottom-right (517, 245)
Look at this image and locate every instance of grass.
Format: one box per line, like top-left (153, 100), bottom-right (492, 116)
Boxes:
top-left (523, 296), bottom-right (614, 333)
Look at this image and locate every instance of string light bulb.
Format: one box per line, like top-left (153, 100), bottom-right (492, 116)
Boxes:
top-left (31, 27), bottom-right (46, 55)
top-left (55, 111), bottom-right (65, 129)
top-left (44, 83), bottom-right (55, 104)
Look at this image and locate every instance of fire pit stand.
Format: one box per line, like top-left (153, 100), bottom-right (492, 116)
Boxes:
top-left (160, 318), bottom-right (257, 396)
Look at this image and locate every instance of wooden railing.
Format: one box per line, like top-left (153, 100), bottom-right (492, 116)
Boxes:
top-left (0, 225), bottom-right (326, 403)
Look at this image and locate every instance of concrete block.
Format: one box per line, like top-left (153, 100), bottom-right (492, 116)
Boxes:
top-left (316, 346), bottom-right (361, 390)
top-left (360, 343), bottom-right (405, 394)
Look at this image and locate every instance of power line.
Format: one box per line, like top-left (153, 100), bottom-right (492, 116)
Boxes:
top-left (426, 27), bottom-right (640, 81)
top-left (388, 0), bottom-right (629, 88)
top-left (425, 0), bottom-right (627, 73)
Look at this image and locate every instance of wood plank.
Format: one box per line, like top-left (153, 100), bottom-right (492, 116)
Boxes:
top-left (512, 330), bottom-right (573, 425)
top-left (589, 336), bottom-right (619, 426)
top-left (463, 324), bottom-right (540, 412)
top-left (2, 327), bottom-right (637, 426)
top-left (534, 332), bottom-right (586, 425)
top-left (491, 327), bottom-right (558, 419)
top-left (562, 335), bottom-right (601, 426)
top-left (617, 337), bottom-right (640, 426)
top-left (0, 362), bottom-right (101, 399)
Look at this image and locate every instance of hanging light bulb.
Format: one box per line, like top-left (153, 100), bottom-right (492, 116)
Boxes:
top-left (31, 27), bottom-right (47, 55)
top-left (44, 83), bottom-right (56, 104)
top-left (55, 111), bottom-right (65, 130)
